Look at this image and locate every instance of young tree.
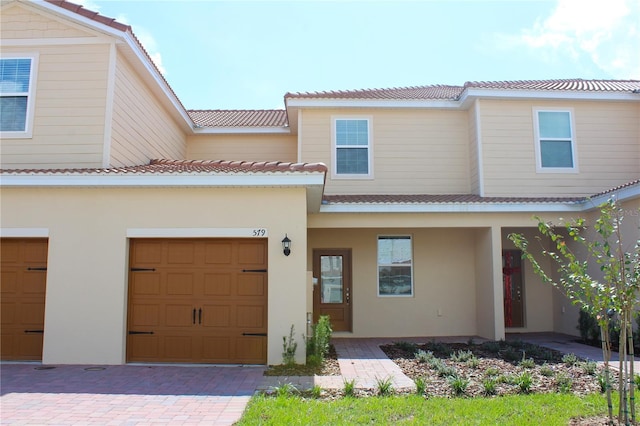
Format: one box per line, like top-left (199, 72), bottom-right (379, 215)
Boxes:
top-left (509, 198), bottom-right (639, 425)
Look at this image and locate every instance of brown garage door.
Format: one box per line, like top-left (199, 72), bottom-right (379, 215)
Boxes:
top-left (127, 238), bottom-right (267, 364)
top-left (1, 238), bottom-right (48, 361)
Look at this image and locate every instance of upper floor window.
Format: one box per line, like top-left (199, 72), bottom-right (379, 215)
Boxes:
top-left (378, 236), bottom-right (413, 297)
top-left (533, 109), bottom-right (577, 172)
top-left (0, 56), bottom-right (37, 137)
top-left (332, 118), bottom-right (372, 178)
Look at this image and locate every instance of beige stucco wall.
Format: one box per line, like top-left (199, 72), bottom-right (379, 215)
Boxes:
top-left (481, 99), bottom-right (640, 197)
top-left (299, 108), bottom-right (471, 195)
top-left (109, 54), bottom-right (186, 166)
top-left (1, 5), bottom-right (111, 168)
top-left (0, 186), bottom-right (308, 365)
top-left (187, 134), bottom-right (297, 163)
top-left (308, 228), bottom-right (480, 337)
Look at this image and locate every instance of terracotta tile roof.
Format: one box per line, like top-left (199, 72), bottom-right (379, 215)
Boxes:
top-left (589, 178), bottom-right (640, 198)
top-left (322, 194), bottom-right (584, 204)
top-left (0, 159), bottom-right (327, 175)
top-left (188, 110), bottom-right (288, 128)
top-left (286, 79), bottom-right (640, 101)
top-left (44, 0), bottom-right (130, 32)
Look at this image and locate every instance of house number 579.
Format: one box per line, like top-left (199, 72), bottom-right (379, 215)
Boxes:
top-left (252, 229), bottom-right (266, 237)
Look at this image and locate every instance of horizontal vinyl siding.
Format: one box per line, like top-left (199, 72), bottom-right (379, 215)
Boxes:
top-left (468, 101), bottom-right (480, 194)
top-left (0, 44), bottom-right (109, 169)
top-left (482, 100), bottom-right (640, 197)
top-left (109, 54), bottom-right (186, 166)
top-left (300, 108), bottom-right (470, 195)
top-left (1, 5), bottom-right (90, 39)
top-left (187, 134), bottom-right (297, 162)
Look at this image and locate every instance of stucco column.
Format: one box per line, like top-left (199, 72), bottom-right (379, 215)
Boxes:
top-left (474, 226), bottom-right (505, 341)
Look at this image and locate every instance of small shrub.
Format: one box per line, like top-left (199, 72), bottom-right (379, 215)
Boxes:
top-left (634, 374), bottom-right (640, 391)
top-left (414, 376), bottom-right (428, 396)
top-left (467, 337), bottom-right (475, 346)
top-left (450, 350), bottom-right (474, 362)
top-left (484, 367), bottom-right (500, 377)
top-left (393, 341), bottom-right (417, 354)
top-left (497, 373), bottom-right (517, 385)
top-left (482, 341), bottom-right (501, 353)
top-left (273, 382), bottom-right (297, 397)
top-left (556, 373), bottom-right (573, 393)
top-left (581, 360), bottom-right (597, 375)
top-left (426, 340), bottom-right (453, 355)
top-left (429, 358), bottom-right (446, 371)
top-left (540, 363), bottom-right (554, 377)
top-left (306, 315), bottom-right (332, 364)
top-left (597, 372), bottom-right (608, 393)
top-left (577, 309), bottom-right (600, 342)
top-left (562, 353), bottom-right (579, 367)
top-left (517, 371), bottom-right (533, 394)
top-left (449, 375), bottom-right (469, 396)
top-left (343, 379), bottom-right (356, 397)
top-left (503, 348), bottom-right (522, 362)
top-left (375, 376), bottom-right (394, 396)
top-left (482, 377), bottom-right (497, 396)
top-left (466, 357), bottom-right (480, 369)
top-left (436, 364), bottom-right (458, 378)
top-left (519, 357), bottom-right (535, 369)
top-left (282, 325), bottom-right (298, 366)
top-left (414, 349), bottom-right (434, 363)
top-left (310, 384), bottom-right (323, 398)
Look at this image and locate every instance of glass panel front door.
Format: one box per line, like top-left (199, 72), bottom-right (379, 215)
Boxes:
top-left (320, 255), bottom-right (343, 303)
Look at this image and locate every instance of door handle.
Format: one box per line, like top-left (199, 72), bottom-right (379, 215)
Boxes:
top-left (346, 288), bottom-right (350, 304)
top-left (193, 308), bottom-right (196, 324)
top-left (199, 308), bottom-right (202, 325)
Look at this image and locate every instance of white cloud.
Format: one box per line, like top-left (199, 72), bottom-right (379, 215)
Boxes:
top-left (497, 0), bottom-right (640, 79)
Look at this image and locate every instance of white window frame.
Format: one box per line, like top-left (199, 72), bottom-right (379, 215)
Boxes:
top-left (377, 235), bottom-right (414, 298)
top-left (331, 116), bottom-right (373, 179)
top-left (0, 53), bottom-right (39, 139)
top-left (533, 107), bottom-right (578, 173)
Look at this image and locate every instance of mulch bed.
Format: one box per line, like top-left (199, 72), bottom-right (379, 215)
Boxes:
top-left (264, 344), bottom-right (341, 376)
top-left (379, 339), bottom-right (617, 398)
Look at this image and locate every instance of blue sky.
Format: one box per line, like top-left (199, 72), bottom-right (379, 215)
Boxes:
top-left (82, 0), bottom-right (640, 110)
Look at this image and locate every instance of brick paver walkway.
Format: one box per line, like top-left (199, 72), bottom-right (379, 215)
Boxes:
top-left (1, 364), bottom-right (264, 425)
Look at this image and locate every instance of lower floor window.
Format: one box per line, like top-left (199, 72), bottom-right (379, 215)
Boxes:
top-left (378, 236), bottom-right (413, 296)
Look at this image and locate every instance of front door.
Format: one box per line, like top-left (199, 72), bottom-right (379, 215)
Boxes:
top-left (502, 250), bottom-right (525, 328)
top-left (312, 249), bottom-right (352, 332)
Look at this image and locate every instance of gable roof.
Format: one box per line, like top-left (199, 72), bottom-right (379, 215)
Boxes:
top-left (189, 110), bottom-right (288, 128)
top-left (286, 79), bottom-right (640, 101)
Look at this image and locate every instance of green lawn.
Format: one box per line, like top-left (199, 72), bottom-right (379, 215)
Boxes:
top-left (237, 393), bottom-right (635, 425)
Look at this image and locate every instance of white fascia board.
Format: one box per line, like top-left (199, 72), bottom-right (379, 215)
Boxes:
top-left (0, 173), bottom-right (325, 188)
top-left (193, 127), bottom-right (291, 134)
top-left (584, 185), bottom-right (640, 209)
top-left (319, 202), bottom-right (586, 214)
top-left (461, 89), bottom-right (640, 105)
top-left (121, 33), bottom-right (193, 129)
top-left (285, 98), bottom-right (461, 109)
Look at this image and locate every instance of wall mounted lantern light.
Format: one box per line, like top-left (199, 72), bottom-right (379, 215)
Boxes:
top-left (282, 234), bottom-right (291, 256)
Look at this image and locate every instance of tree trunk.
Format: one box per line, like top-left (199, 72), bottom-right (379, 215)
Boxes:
top-left (602, 322), bottom-right (614, 423)
top-left (627, 318), bottom-right (635, 424)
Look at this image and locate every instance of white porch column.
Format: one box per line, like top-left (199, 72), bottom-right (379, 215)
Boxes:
top-left (475, 226), bottom-right (505, 340)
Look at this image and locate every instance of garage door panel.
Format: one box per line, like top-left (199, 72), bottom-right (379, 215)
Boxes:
top-left (131, 241), bottom-right (163, 265)
top-left (165, 304), bottom-right (194, 327)
top-left (1, 238), bottom-right (47, 361)
top-left (166, 273), bottom-right (195, 295)
top-left (237, 275), bottom-right (266, 296)
top-left (202, 336), bottom-right (231, 361)
top-left (202, 304), bottom-right (231, 327)
top-left (127, 238), bottom-right (267, 364)
top-left (130, 304), bottom-right (160, 327)
top-left (236, 337), bottom-right (266, 364)
top-left (203, 273), bottom-right (231, 296)
top-left (131, 273), bottom-right (161, 295)
top-left (1, 271), bottom-right (17, 294)
top-left (236, 305), bottom-right (266, 328)
top-left (238, 241), bottom-right (266, 265)
top-left (167, 242), bottom-right (196, 264)
top-left (204, 242), bottom-right (232, 264)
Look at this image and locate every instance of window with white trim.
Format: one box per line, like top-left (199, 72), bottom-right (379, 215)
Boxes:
top-left (0, 56), bottom-right (36, 135)
top-left (534, 109), bottom-right (576, 170)
top-left (333, 118), bottom-right (371, 177)
top-left (377, 236), bottom-right (413, 297)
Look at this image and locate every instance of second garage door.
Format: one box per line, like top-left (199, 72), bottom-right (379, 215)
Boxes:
top-left (127, 238), bottom-right (267, 364)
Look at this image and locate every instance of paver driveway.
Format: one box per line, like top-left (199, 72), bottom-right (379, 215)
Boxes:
top-left (1, 363), bottom-right (265, 425)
